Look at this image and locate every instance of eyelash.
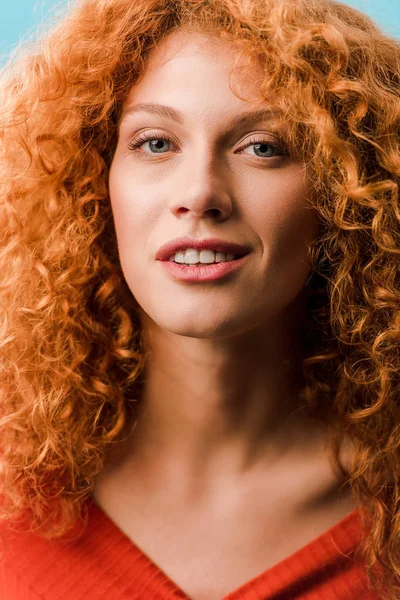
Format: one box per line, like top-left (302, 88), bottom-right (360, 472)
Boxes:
top-left (127, 132), bottom-right (287, 161)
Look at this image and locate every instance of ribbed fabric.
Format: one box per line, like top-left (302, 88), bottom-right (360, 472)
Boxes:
top-left (0, 497), bottom-right (382, 599)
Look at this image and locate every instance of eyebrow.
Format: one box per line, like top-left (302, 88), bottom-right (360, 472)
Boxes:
top-left (118, 102), bottom-right (284, 130)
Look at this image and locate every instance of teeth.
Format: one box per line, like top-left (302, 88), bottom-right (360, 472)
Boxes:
top-left (170, 249), bottom-right (236, 264)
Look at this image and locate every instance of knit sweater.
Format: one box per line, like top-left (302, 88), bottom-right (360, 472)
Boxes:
top-left (0, 498), bottom-right (382, 599)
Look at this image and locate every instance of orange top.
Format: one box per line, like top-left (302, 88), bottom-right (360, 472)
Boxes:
top-left (0, 498), bottom-right (382, 599)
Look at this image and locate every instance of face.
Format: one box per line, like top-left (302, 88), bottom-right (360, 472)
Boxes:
top-left (109, 30), bottom-right (319, 339)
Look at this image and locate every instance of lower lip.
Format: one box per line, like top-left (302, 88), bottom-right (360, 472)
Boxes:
top-left (158, 254), bottom-right (250, 281)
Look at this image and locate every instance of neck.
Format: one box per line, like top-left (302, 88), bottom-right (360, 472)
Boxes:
top-left (101, 291), bottom-right (329, 494)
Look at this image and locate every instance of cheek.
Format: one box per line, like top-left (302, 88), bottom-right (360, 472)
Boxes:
top-left (252, 171), bottom-right (318, 262)
top-left (243, 177), bottom-right (318, 316)
top-left (247, 171), bottom-right (319, 313)
top-left (273, 193), bottom-right (318, 258)
top-left (108, 162), bottom-right (160, 247)
top-left (107, 165), bottom-right (155, 302)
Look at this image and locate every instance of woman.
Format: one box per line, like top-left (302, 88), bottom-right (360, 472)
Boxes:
top-left (0, 0), bottom-right (399, 598)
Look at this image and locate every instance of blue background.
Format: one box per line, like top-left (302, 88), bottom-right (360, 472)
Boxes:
top-left (1, 0), bottom-right (399, 66)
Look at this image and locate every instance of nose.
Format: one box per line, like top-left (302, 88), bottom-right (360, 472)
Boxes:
top-left (168, 150), bottom-right (233, 221)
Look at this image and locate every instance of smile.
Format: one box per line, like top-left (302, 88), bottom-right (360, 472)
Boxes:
top-left (158, 253), bottom-right (250, 282)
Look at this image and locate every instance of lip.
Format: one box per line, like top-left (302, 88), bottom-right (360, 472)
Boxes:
top-left (156, 237), bottom-right (252, 261)
top-left (159, 253), bottom-right (250, 282)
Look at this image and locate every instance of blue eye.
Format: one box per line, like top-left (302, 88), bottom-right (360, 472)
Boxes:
top-left (243, 139), bottom-right (284, 159)
top-left (128, 133), bottom-right (172, 155)
top-left (127, 132), bottom-right (287, 160)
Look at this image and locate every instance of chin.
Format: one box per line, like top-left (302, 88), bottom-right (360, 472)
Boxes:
top-left (140, 302), bottom-right (258, 340)
top-left (158, 313), bottom-right (232, 339)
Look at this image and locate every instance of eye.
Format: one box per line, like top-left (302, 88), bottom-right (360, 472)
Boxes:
top-left (127, 132), bottom-right (288, 160)
top-left (127, 132), bottom-right (173, 156)
top-left (239, 136), bottom-right (287, 159)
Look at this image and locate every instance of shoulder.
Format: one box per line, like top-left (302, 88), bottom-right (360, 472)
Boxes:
top-left (0, 506), bottom-right (93, 600)
top-left (0, 517), bottom-right (46, 599)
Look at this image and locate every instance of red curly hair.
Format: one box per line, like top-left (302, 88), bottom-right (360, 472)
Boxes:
top-left (0, 0), bottom-right (399, 597)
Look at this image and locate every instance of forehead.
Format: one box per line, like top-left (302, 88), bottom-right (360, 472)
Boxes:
top-left (120, 31), bottom-right (278, 124)
top-left (145, 29), bottom-right (259, 74)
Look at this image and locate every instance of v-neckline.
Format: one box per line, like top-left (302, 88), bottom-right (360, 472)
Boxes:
top-left (87, 497), bottom-right (363, 600)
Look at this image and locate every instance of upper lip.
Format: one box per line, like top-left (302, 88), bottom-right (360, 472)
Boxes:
top-left (156, 237), bottom-right (252, 261)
